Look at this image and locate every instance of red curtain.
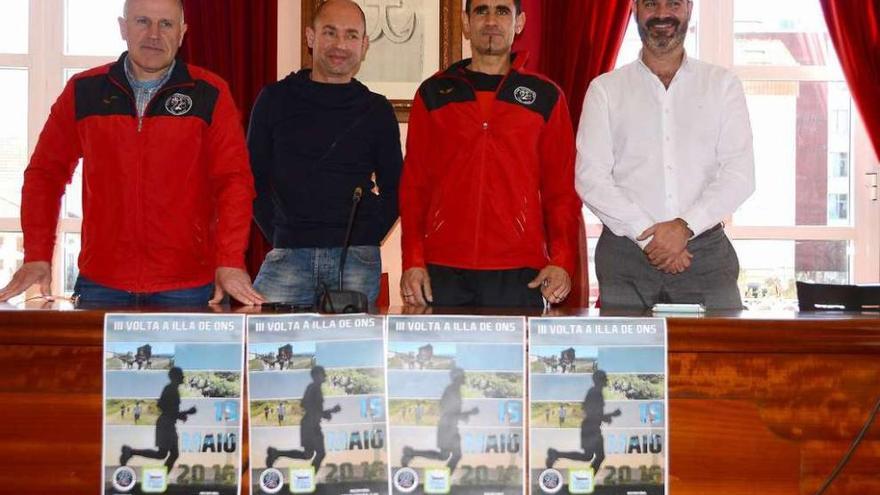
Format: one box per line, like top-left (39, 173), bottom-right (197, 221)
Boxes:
top-left (513, 1), bottom-right (632, 307)
top-left (512, 0), bottom-right (632, 124)
top-left (820, 0), bottom-right (880, 160)
top-left (511, 0), bottom-right (543, 72)
top-left (539, 1), bottom-right (632, 127)
top-left (179, 0), bottom-right (278, 277)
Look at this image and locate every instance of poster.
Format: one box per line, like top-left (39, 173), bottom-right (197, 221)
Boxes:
top-left (248, 314), bottom-right (388, 495)
top-left (386, 315), bottom-right (526, 495)
top-left (102, 313), bottom-right (246, 494)
top-left (528, 318), bottom-right (668, 495)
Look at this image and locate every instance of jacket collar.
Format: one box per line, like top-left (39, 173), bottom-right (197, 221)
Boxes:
top-left (444, 51), bottom-right (529, 77)
top-left (108, 51), bottom-right (194, 95)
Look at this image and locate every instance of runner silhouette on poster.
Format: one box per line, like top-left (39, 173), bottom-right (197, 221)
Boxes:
top-left (546, 370), bottom-right (621, 474)
top-left (120, 367), bottom-right (196, 471)
top-left (401, 367), bottom-right (479, 473)
top-left (266, 366), bottom-right (341, 471)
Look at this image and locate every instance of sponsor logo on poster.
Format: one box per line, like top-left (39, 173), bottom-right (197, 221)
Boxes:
top-left (111, 466), bottom-right (137, 492)
top-left (568, 468), bottom-right (594, 494)
top-left (289, 467), bottom-right (316, 494)
top-left (423, 467), bottom-right (450, 494)
top-left (141, 466), bottom-right (168, 493)
top-left (537, 468), bottom-right (563, 494)
top-left (259, 468), bottom-right (284, 494)
top-left (393, 468), bottom-right (419, 493)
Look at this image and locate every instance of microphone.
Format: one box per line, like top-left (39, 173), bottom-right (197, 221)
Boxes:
top-left (319, 186), bottom-right (369, 313)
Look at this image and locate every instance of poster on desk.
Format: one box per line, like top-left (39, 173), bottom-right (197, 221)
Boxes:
top-left (102, 313), bottom-right (246, 495)
top-left (386, 315), bottom-right (527, 495)
top-left (528, 318), bottom-right (667, 495)
top-left (247, 314), bottom-right (388, 495)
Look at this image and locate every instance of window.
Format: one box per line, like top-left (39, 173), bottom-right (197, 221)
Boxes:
top-left (0, 0), bottom-right (125, 301)
top-left (583, 0), bottom-right (879, 309)
top-left (0, 1), bottom-right (28, 54)
top-left (830, 152), bottom-right (849, 178)
top-left (828, 193), bottom-right (848, 223)
top-left (0, 232), bottom-right (24, 295)
top-left (0, 68), bottom-right (28, 219)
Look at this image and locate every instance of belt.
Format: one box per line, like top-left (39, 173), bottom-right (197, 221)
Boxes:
top-left (694, 223), bottom-right (724, 240)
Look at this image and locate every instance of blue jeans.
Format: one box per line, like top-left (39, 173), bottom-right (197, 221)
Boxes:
top-left (254, 246), bottom-right (381, 306)
top-left (72, 276), bottom-right (214, 308)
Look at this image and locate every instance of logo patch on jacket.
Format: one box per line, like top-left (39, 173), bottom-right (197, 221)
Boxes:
top-left (513, 86), bottom-right (536, 105)
top-left (165, 93), bottom-right (193, 116)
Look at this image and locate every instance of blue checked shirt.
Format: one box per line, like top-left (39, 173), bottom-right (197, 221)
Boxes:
top-left (124, 56), bottom-right (175, 120)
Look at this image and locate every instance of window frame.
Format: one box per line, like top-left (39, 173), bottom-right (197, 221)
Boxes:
top-left (709, 0), bottom-right (879, 284)
top-left (0, 0), bottom-right (122, 297)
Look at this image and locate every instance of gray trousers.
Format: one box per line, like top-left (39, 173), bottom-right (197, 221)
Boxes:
top-left (595, 225), bottom-right (743, 310)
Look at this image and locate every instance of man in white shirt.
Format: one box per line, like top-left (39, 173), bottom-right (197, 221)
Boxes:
top-left (576, 0), bottom-right (754, 310)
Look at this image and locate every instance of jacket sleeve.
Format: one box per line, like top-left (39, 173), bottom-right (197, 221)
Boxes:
top-left (398, 92), bottom-right (431, 270)
top-left (246, 88), bottom-right (276, 244)
top-left (21, 78), bottom-right (83, 263)
top-left (205, 79), bottom-right (256, 270)
top-left (538, 92), bottom-right (582, 277)
top-left (372, 97), bottom-right (403, 243)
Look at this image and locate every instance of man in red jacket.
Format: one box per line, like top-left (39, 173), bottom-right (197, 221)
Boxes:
top-left (399, 0), bottom-right (582, 307)
top-left (0, 0), bottom-right (263, 306)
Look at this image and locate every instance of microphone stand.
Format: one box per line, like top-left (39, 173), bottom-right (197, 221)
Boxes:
top-left (319, 187), bottom-right (369, 313)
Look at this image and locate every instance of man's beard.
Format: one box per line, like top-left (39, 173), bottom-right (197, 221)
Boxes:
top-left (475, 30), bottom-right (510, 56)
top-left (638, 15), bottom-right (689, 53)
top-left (476, 43), bottom-right (510, 56)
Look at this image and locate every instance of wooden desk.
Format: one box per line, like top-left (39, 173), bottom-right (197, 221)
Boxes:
top-left (0, 307), bottom-right (878, 494)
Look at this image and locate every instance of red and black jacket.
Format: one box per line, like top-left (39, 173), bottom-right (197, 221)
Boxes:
top-left (22, 53), bottom-right (255, 292)
top-left (400, 53), bottom-right (582, 276)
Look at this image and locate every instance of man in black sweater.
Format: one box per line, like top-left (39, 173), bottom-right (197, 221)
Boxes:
top-left (248, 0), bottom-right (402, 307)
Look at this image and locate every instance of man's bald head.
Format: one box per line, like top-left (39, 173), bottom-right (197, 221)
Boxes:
top-left (124, 0), bottom-right (185, 22)
top-left (313, 0), bottom-right (367, 35)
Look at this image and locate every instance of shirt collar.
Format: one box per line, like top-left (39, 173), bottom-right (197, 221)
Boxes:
top-left (124, 55), bottom-right (176, 91)
top-left (636, 49), bottom-right (692, 75)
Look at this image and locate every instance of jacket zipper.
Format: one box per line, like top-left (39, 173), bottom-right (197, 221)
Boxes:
top-left (443, 67), bottom-right (515, 265)
top-left (107, 76), bottom-right (146, 287)
top-left (107, 74), bottom-right (194, 289)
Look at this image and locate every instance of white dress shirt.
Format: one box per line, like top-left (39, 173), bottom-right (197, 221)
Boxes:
top-left (575, 55), bottom-right (755, 248)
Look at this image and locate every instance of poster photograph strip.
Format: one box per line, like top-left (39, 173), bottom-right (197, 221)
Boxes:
top-left (528, 318), bottom-right (668, 495)
top-left (386, 315), bottom-right (527, 495)
top-left (102, 313), bottom-right (246, 495)
top-left (248, 314), bottom-right (387, 495)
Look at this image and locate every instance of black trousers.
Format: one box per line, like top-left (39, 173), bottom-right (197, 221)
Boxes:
top-left (427, 264), bottom-right (544, 308)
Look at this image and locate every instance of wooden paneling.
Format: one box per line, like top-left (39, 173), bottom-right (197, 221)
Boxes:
top-left (0, 309), bottom-right (877, 494)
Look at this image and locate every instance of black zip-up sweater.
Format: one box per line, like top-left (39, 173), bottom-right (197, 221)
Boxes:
top-left (247, 69), bottom-right (402, 248)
